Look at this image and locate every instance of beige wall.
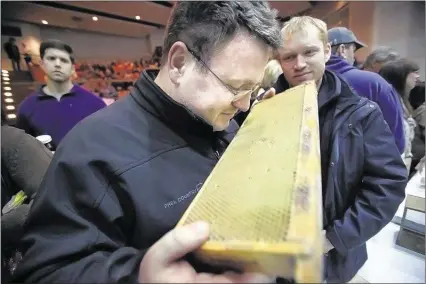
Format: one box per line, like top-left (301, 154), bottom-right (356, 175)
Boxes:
top-left (307, 1), bottom-right (425, 79)
top-left (372, 1), bottom-right (425, 80)
top-left (347, 2), bottom-right (375, 61)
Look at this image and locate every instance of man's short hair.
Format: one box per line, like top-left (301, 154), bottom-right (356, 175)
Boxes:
top-left (281, 16), bottom-right (328, 46)
top-left (363, 47), bottom-right (400, 70)
top-left (40, 39), bottom-right (75, 64)
top-left (162, 1), bottom-right (282, 66)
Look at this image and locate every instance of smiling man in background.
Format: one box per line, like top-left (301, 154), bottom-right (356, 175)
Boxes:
top-left (274, 16), bottom-right (407, 283)
top-left (16, 40), bottom-right (105, 149)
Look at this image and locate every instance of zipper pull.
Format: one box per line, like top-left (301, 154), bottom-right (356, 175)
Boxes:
top-left (215, 150), bottom-right (220, 159)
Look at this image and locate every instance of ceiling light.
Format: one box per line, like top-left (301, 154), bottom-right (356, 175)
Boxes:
top-left (135, 15), bottom-right (141, 20)
top-left (92, 16), bottom-right (98, 21)
top-left (6, 105), bottom-right (15, 110)
top-left (41, 20), bottom-right (48, 25)
top-left (5, 98), bottom-right (14, 103)
top-left (2, 73), bottom-right (9, 77)
top-left (4, 87), bottom-right (11, 91)
top-left (2, 70), bottom-right (8, 73)
top-left (4, 92), bottom-right (12, 97)
top-left (3, 82), bottom-right (9, 85)
top-left (3, 77), bottom-right (10, 81)
top-left (7, 114), bottom-right (16, 119)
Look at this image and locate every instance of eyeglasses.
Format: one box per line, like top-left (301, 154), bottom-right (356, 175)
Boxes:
top-left (186, 46), bottom-right (261, 101)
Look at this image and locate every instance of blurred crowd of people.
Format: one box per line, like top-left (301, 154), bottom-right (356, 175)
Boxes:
top-left (75, 59), bottom-right (159, 103)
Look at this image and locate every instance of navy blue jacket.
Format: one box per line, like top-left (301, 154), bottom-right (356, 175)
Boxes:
top-left (326, 54), bottom-right (405, 154)
top-left (274, 71), bottom-right (407, 282)
top-left (14, 71), bottom-right (238, 283)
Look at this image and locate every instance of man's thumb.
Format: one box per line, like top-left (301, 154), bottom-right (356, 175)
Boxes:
top-left (146, 221), bottom-right (210, 266)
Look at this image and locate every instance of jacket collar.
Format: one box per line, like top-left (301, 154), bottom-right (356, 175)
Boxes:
top-left (130, 70), bottom-right (237, 145)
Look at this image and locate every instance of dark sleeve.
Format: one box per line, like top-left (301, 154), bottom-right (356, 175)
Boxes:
top-left (326, 108), bottom-right (407, 254)
top-left (1, 126), bottom-right (52, 197)
top-left (14, 140), bottom-right (144, 283)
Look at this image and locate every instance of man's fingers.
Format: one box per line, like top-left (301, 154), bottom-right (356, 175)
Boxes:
top-left (251, 87), bottom-right (276, 110)
top-left (145, 221), bottom-right (210, 267)
top-left (262, 87), bottom-right (276, 100)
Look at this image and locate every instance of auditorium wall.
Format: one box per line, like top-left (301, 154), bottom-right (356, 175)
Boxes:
top-left (39, 27), bottom-right (151, 62)
top-left (2, 20), bottom-right (152, 69)
top-left (148, 28), bottom-right (166, 51)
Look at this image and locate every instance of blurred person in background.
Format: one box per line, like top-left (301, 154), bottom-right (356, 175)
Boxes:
top-left (21, 43), bottom-right (33, 71)
top-left (274, 16), bottom-right (407, 283)
top-left (16, 39), bottom-right (106, 149)
top-left (234, 59), bottom-right (282, 126)
top-left (14, 2), bottom-right (281, 283)
top-left (99, 80), bottom-right (119, 105)
top-left (3, 37), bottom-right (21, 71)
top-left (363, 46), bottom-right (400, 73)
top-left (326, 27), bottom-right (405, 153)
top-left (379, 59), bottom-right (420, 171)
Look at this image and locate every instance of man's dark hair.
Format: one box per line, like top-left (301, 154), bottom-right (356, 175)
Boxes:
top-left (40, 39), bottom-right (75, 64)
top-left (162, 1), bottom-right (282, 67)
top-left (379, 59), bottom-right (419, 97)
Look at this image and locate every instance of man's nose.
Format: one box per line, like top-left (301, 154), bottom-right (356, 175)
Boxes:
top-left (54, 59), bottom-right (61, 66)
top-left (293, 54), bottom-right (307, 70)
top-left (233, 93), bottom-right (251, 113)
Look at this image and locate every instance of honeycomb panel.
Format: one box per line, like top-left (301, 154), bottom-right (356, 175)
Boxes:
top-left (181, 85), bottom-right (307, 242)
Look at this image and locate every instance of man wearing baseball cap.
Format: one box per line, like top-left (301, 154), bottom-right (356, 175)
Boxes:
top-left (327, 27), bottom-right (406, 154)
top-left (328, 27), bottom-right (366, 65)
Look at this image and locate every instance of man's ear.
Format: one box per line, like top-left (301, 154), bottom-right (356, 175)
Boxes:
top-left (336, 44), bottom-right (346, 58)
top-left (167, 41), bottom-right (191, 85)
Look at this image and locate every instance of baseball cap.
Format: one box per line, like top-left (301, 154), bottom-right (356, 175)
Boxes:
top-left (328, 27), bottom-right (366, 51)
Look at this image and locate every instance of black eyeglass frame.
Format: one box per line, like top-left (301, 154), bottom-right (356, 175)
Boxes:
top-left (185, 45), bottom-right (261, 102)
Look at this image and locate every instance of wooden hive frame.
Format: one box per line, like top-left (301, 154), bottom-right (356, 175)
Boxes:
top-left (177, 81), bottom-right (323, 283)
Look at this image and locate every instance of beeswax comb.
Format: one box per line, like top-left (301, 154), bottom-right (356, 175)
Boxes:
top-left (177, 81), bottom-right (323, 283)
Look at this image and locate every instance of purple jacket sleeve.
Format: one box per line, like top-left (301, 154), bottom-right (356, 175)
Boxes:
top-left (376, 83), bottom-right (406, 154)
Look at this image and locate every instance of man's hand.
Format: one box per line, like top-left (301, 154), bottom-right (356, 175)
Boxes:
top-left (251, 87), bottom-right (276, 110)
top-left (322, 230), bottom-right (334, 254)
top-left (139, 221), bottom-right (274, 283)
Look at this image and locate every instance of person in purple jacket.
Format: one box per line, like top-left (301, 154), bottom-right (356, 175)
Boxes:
top-left (326, 27), bottom-right (405, 153)
top-left (16, 40), bottom-right (106, 149)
